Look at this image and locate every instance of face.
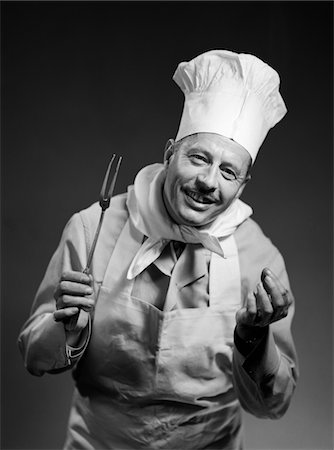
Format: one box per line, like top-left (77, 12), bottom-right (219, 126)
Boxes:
top-left (163, 133), bottom-right (251, 227)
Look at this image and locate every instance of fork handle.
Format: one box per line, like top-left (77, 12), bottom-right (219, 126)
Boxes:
top-left (64, 210), bottom-right (105, 332)
top-left (64, 269), bottom-right (93, 332)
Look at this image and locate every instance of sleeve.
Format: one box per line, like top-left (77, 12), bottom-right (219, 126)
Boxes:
top-left (17, 213), bottom-right (92, 377)
top-left (232, 243), bottom-right (299, 419)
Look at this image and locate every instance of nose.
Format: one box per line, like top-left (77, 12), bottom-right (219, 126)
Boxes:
top-left (196, 165), bottom-right (219, 193)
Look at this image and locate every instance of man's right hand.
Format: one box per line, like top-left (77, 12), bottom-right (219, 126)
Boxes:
top-left (53, 271), bottom-right (95, 334)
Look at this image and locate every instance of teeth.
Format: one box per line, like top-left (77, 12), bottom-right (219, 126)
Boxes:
top-left (188, 191), bottom-right (206, 203)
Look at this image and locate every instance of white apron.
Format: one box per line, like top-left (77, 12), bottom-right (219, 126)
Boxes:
top-left (64, 218), bottom-right (244, 450)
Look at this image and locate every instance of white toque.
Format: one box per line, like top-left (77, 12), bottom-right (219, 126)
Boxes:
top-left (173, 49), bottom-right (287, 162)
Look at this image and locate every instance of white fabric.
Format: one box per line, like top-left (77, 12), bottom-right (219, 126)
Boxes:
top-left (209, 236), bottom-right (241, 309)
top-left (126, 163), bottom-right (252, 280)
top-left (173, 49), bottom-right (287, 162)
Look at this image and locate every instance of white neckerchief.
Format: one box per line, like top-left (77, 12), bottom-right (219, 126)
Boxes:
top-left (126, 163), bottom-right (252, 280)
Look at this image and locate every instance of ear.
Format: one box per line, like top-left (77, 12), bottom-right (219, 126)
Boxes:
top-left (163, 139), bottom-right (175, 166)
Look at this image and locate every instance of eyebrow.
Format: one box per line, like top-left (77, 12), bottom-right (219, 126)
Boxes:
top-left (186, 146), bottom-right (242, 173)
top-left (186, 146), bottom-right (213, 159)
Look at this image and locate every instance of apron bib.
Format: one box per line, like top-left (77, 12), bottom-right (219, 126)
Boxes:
top-left (65, 219), bottom-right (244, 450)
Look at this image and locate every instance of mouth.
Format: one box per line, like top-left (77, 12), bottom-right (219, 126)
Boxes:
top-left (184, 189), bottom-right (216, 206)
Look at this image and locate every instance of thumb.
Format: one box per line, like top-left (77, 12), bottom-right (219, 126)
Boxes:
top-left (235, 307), bottom-right (247, 325)
top-left (76, 309), bottom-right (90, 330)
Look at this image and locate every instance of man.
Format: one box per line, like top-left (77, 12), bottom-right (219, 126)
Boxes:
top-left (18, 50), bottom-right (298, 449)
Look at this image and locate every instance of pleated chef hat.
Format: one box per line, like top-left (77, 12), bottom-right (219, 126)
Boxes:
top-left (173, 50), bottom-right (287, 162)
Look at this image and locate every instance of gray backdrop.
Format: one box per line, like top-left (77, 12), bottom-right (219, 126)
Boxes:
top-left (2, 1), bottom-right (333, 449)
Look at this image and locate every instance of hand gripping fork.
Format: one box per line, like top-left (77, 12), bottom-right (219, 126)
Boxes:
top-left (65, 154), bottom-right (123, 331)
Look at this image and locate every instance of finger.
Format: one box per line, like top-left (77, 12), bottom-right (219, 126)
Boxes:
top-left (239, 292), bottom-right (257, 325)
top-left (60, 271), bottom-right (92, 285)
top-left (262, 273), bottom-right (285, 307)
top-left (246, 291), bottom-right (257, 323)
top-left (262, 272), bottom-right (291, 322)
top-left (60, 280), bottom-right (93, 296)
top-left (282, 290), bottom-right (293, 308)
top-left (75, 309), bottom-right (90, 330)
top-left (235, 307), bottom-right (246, 325)
top-left (262, 268), bottom-right (291, 303)
top-left (64, 309), bottom-right (90, 332)
top-left (254, 282), bottom-right (273, 326)
top-left (53, 307), bottom-right (80, 322)
top-left (56, 295), bottom-right (95, 311)
top-left (271, 290), bottom-right (291, 322)
top-left (54, 280), bottom-right (93, 300)
top-left (236, 292), bottom-right (256, 326)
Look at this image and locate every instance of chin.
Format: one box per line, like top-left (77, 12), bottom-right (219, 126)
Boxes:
top-left (177, 209), bottom-right (214, 227)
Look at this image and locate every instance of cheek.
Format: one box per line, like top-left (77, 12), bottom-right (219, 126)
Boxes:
top-left (164, 172), bottom-right (181, 204)
top-left (166, 167), bottom-right (188, 195)
top-left (217, 181), bottom-right (240, 204)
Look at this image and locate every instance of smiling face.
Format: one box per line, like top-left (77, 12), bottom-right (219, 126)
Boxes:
top-left (163, 133), bottom-right (251, 227)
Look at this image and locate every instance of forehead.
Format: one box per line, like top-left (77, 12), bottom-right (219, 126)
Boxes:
top-left (178, 133), bottom-right (251, 166)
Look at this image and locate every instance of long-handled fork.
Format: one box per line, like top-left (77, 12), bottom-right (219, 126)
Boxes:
top-left (65, 154), bottom-right (122, 331)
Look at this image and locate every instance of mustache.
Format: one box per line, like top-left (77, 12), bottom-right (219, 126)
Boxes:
top-left (183, 186), bottom-right (219, 203)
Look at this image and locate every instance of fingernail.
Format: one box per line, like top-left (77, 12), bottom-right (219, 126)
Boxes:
top-left (86, 288), bottom-right (93, 295)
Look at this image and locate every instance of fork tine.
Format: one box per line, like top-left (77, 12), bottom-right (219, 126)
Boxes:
top-left (99, 154), bottom-right (122, 210)
top-left (100, 154), bottom-right (116, 202)
top-left (107, 155), bottom-right (122, 199)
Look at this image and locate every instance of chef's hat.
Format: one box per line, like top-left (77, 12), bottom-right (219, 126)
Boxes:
top-left (173, 49), bottom-right (287, 162)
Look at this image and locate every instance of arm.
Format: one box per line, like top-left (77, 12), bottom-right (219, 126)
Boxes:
top-left (17, 213), bottom-right (93, 376)
top-left (232, 240), bottom-right (299, 419)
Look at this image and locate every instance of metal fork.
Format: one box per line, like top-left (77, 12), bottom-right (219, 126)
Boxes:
top-left (65, 154), bottom-right (122, 331)
top-left (83, 154), bottom-right (122, 274)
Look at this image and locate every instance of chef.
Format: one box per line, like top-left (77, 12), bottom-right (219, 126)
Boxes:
top-left (18, 49), bottom-right (299, 449)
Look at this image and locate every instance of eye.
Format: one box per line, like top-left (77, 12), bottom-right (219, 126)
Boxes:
top-left (189, 154), bottom-right (208, 164)
top-left (221, 167), bottom-right (237, 180)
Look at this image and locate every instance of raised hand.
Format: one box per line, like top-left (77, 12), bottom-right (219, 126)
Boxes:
top-left (236, 267), bottom-right (292, 339)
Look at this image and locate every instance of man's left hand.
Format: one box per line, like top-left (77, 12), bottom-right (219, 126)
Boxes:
top-left (235, 267), bottom-right (292, 336)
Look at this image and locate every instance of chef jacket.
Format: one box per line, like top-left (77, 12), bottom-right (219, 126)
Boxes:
top-left (18, 192), bottom-right (298, 449)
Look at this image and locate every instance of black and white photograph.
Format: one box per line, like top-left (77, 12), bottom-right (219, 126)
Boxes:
top-left (1, 1), bottom-right (333, 449)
